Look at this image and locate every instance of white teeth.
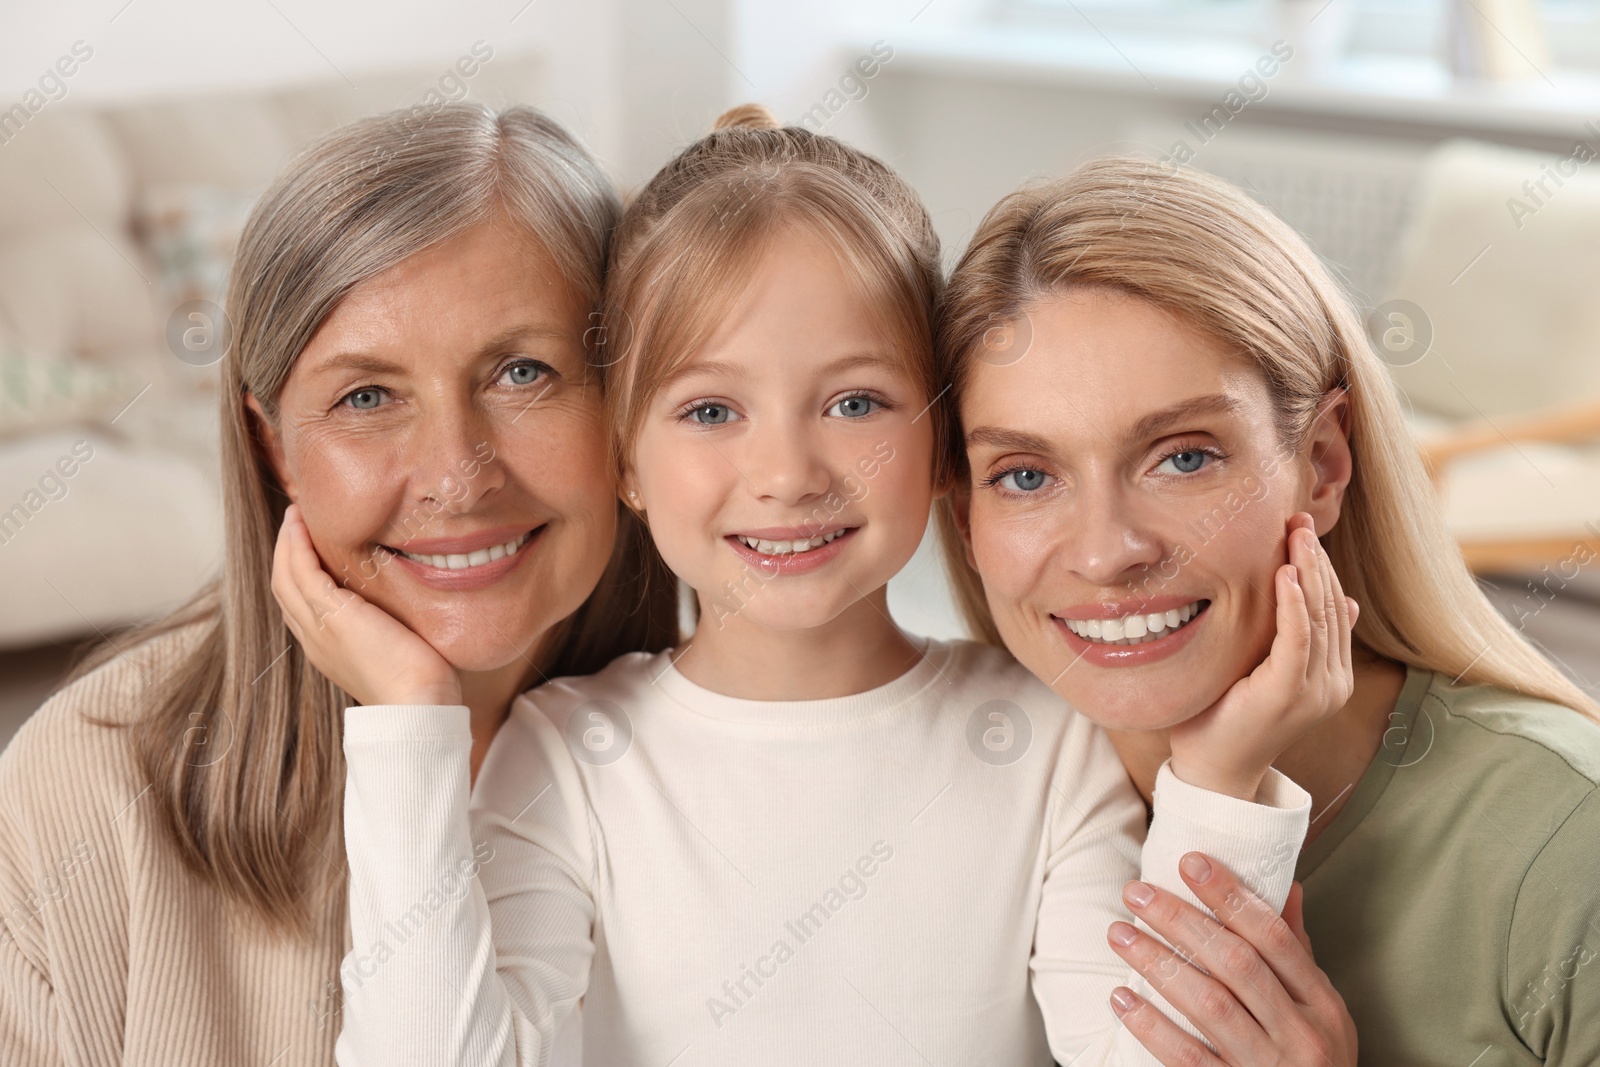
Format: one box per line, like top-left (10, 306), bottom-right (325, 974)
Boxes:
top-left (736, 529), bottom-right (847, 557)
top-left (396, 529), bottom-right (533, 570)
top-left (1062, 600), bottom-right (1207, 646)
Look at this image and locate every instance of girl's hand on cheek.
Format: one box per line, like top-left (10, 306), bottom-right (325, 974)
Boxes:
top-left (1168, 512), bottom-right (1357, 801)
top-left (270, 503), bottom-right (462, 707)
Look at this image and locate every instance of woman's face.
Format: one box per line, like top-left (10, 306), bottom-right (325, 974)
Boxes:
top-left (958, 288), bottom-right (1345, 730)
top-left (252, 222), bottom-right (617, 674)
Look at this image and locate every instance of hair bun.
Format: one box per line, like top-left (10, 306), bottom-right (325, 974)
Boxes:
top-left (712, 103), bottom-right (781, 132)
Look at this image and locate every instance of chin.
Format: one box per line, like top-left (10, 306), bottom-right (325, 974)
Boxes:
top-left (1060, 679), bottom-right (1215, 731)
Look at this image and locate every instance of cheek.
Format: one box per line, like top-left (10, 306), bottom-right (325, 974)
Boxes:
top-left (968, 499), bottom-right (1058, 599)
top-left (285, 432), bottom-right (405, 556)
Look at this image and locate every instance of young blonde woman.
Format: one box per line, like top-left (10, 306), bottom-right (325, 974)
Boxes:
top-left (0, 104), bottom-right (676, 1066)
top-left (938, 157), bottom-right (1600, 1065)
top-left (279, 106), bottom-right (1363, 1066)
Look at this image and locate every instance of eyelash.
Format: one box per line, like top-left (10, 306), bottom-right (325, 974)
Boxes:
top-left (334, 357), bottom-right (552, 411)
top-left (978, 443), bottom-right (1226, 495)
top-left (670, 390), bottom-right (893, 425)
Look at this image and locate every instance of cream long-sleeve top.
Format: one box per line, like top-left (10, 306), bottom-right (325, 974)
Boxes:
top-left (337, 639), bottom-right (1310, 1067)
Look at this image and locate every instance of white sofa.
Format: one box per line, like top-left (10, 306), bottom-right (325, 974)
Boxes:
top-left (0, 52), bottom-right (547, 648)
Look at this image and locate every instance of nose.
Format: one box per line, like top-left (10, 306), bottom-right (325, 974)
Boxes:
top-left (1057, 474), bottom-right (1165, 588)
top-left (405, 399), bottom-right (505, 514)
top-left (741, 413), bottom-right (833, 508)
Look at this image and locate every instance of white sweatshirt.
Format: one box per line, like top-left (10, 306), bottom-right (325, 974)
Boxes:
top-left (336, 639), bottom-right (1309, 1066)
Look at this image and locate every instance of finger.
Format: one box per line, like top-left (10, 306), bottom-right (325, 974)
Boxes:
top-left (1108, 920), bottom-right (1276, 1062)
top-left (1121, 882), bottom-right (1301, 1039)
top-left (1175, 854), bottom-right (1328, 1004)
top-left (283, 505), bottom-right (359, 627)
top-left (271, 505), bottom-right (314, 629)
top-left (1271, 561), bottom-right (1312, 686)
top-left (1294, 519), bottom-right (1331, 682)
top-left (1110, 986), bottom-right (1227, 1067)
top-left (1283, 882), bottom-right (1315, 959)
top-left (1315, 524), bottom-right (1340, 680)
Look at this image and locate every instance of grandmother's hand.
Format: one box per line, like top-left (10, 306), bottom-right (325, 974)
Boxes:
top-left (1168, 513), bottom-right (1357, 801)
top-left (1108, 854), bottom-right (1357, 1067)
top-left (271, 503), bottom-right (462, 706)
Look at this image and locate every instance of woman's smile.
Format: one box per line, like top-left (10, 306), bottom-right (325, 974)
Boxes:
top-left (1051, 596), bottom-right (1212, 667)
top-left (381, 524), bottom-right (546, 591)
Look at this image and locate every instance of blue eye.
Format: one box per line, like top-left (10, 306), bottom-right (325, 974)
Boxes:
top-left (343, 387), bottom-right (385, 410)
top-left (828, 395), bottom-right (878, 418)
top-left (500, 360), bottom-right (548, 387)
top-left (996, 468), bottom-right (1049, 493)
top-left (1157, 449), bottom-right (1212, 475)
top-left (689, 403), bottom-right (735, 425)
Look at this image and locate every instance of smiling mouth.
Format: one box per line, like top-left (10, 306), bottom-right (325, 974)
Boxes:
top-left (1056, 599), bottom-right (1210, 646)
top-left (732, 528), bottom-right (854, 558)
top-left (384, 528), bottom-right (538, 571)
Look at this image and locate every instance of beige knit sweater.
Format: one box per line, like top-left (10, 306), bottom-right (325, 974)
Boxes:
top-left (0, 624), bottom-right (347, 1066)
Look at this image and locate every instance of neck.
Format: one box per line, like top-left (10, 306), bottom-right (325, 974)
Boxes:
top-left (1107, 648), bottom-right (1408, 845)
top-left (458, 648), bottom-right (548, 787)
top-left (674, 586), bottom-right (920, 700)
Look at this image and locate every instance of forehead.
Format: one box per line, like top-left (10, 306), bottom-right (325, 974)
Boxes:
top-left (697, 226), bottom-right (895, 361)
top-left (305, 224), bottom-right (580, 361)
top-left (961, 289), bottom-right (1271, 446)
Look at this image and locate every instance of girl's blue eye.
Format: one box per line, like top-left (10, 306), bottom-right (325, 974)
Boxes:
top-left (1157, 449), bottom-right (1211, 475)
top-left (344, 387), bottom-right (385, 410)
top-left (829, 395), bottom-right (878, 419)
top-left (501, 360), bottom-right (547, 386)
top-left (689, 403), bottom-right (735, 425)
top-left (998, 468), bottom-right (1048, 493)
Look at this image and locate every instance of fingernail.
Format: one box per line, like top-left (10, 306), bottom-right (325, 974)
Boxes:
top-left (1111, 987), bottom-right (1140, 1014)
top-left (1108, 921), bottom-right (1138, 947)
top-left (1123, 880), bottom-right (1155, 908)
top-left (1180, 853), bottom-right (1213, 883)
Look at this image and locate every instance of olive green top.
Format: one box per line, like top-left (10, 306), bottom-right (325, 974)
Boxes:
top-left (1299, 664), bottom-right (1600, 1066)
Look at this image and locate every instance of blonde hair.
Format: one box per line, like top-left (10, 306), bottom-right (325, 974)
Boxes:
top-left (935, 157), bottom-right (1600, 721)
top-left (597, 103), bottom-right (947, 488)
top-left (73, 103), bottom-right (679, 935)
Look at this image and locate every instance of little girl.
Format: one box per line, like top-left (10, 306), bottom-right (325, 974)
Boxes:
top-left (277, 106), bottom-right (1356, 1065)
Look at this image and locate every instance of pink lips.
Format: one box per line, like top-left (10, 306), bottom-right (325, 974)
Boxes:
top-left (382, 525), bottom-right (544, 592)
top-left (1051, 599), bottom-right (1211, 668)
top-left (723, 526), bottom-right (858, 576)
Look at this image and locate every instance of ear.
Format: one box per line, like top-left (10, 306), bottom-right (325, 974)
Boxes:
top-left (244, 392), bottom-right (297, 503)
top-left (1303, 388), bottom-right (1352, 537)
top-left (617, 467), bottom-right (643, 514)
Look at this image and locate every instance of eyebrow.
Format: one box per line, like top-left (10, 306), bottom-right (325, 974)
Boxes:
top-left (313, 323), bottom-right (572, 378)
top-left (659, 351), bottom-right (902, 391)
top-left (1126, 393), bottom-right (1241, 443)
top-left (964, 393), bottom-right (1242, 455)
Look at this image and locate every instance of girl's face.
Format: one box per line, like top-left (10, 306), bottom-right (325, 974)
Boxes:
top-left (626, 225), bottom-right (938, 635)
top-left (958, 288), bottom-right (1347, 730)
top-left (252, 222), bottom-right (618, 674)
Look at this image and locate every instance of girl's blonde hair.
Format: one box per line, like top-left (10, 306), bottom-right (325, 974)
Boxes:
top-left (935, 156), bottom-right (1600, 721)
top-left (597, 103), bottom-right (947, 487)
top-left (72, 103), bottom-right (679, 935)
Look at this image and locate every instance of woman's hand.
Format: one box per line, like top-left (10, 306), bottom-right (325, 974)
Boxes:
top-left (1168, 513), bottom-right (1357, 801)
top-left (271, 503), bottom-right (462, 706)
top-left (1108, 853), bottom-right (1357, 1067)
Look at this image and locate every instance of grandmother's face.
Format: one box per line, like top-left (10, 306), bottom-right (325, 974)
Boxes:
top-left (252, 222), bottom-right (616, 673)
top-left (958, 289), bottom-right (1346, 731)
